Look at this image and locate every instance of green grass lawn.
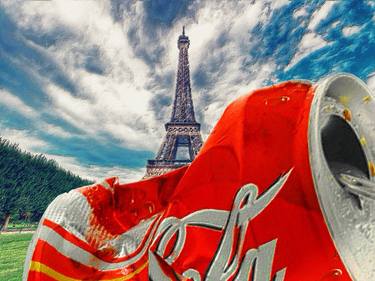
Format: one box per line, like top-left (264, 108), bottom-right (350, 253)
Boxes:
top-left (0, 233), bottom-right (33, 281)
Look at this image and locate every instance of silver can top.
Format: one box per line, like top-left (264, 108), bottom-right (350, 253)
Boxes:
top-left (309, 73), bottom-right (375, 281)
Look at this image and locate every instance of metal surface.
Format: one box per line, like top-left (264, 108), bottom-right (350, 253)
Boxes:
top-left (145, 28), bottom-right (203, 178)
top-left (25, 74), bottom-right (375, 281)
top-left (309, 73), bottom-right (375, 281)
top-left (340, 173), bottom-right (375, 200)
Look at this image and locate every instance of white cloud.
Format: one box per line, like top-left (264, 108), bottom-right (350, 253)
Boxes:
top-left (3, 0), bottom-right (162, 151)
top-left (46, 84), bottom-right (96, 124)
top-left (287, 1), bottom-right (336, 70)
top-left (0, 123), bottom-right (143, 182)
top-left (270, 0), bottom-right (290, 10)
top-left (1, 0), bottom-right (291, 174)
top-left (40, 122), bottom-right (72, 139)
top-left (293, 6), bottom-right (308, 18)
top-left (119, 0), bottom-right (285, 137)
top-left (165, 1), bottom-right (278, 131)
top-left (287, 32), bottom-right (328, 69)
top-left (308, 1), bottom-right (336, 31)
top-left (342, 25), bottom-right (361, 37)
top-left (0, 126), bottom-right (49, 152)
top-left (367, 72), bottom-right (375, 93)
top-left (44, 78), bottom-right (158, 150)
top-left (44, 153), bottom-right (145, 183)
top-left (331, 21), bottom-right (340, 28)
top-left (0, 89), bottom-right (72, 139)
top-left (4, 0), bottom-right (280, 149)
top-left (0, 89), bottom-right (38, 118)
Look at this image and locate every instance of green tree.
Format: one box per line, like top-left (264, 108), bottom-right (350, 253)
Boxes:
top-left (0, 138), bottom-right (92, 230)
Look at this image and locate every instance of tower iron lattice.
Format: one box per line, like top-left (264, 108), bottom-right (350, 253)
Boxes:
top-left (145, 27), bottom-right (203, 178)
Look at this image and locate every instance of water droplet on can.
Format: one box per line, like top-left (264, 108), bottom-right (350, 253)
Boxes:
top-left (145, 202), bottom-right (155, 213)
top-left (363, 95), bottom-right (372, 103)
top-left (320, 269), bottom-right (343, 281)
top-left (323, 104), bottom-right (335, 113)
top-left (360, 136), bottom-right (367, 146)
top-left (343, 108), bottom-right (352, 122)
top-left (369, 161), bottom-right (375, 177)
top-left (265, 96), bottom-right (290, 105)
top-left (339, 95), bottom-right (350, 106)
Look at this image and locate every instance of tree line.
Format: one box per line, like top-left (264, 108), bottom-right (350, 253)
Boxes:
top-left (0, 138), bottom-right (92, 231)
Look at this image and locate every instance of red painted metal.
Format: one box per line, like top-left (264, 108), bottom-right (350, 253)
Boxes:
top-left (26, 76), bottom-right (375, 280)
top-left (140, 81), bottom-right (350, 280)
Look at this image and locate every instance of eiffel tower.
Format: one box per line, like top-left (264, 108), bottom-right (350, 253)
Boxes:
top-left (145, 27), bottom-right (203, 178)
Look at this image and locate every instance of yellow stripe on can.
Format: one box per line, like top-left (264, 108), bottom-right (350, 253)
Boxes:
top-left (29, 260), bottom-right (148, 281)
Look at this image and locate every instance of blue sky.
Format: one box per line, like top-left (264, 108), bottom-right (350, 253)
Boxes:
top-left (0, 0), bottom-right (374, 182)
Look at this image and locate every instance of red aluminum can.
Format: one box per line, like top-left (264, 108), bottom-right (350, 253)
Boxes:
top-left (147, 73), bottom-right (375, 281)
top-left (24, 73), bottom-right (375, 281)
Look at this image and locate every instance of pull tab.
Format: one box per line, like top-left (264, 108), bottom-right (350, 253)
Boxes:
top-left (339, 173), bottom-right (375, 200)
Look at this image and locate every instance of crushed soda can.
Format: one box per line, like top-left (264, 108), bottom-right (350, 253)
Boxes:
top-left (24, 73), bottom-right (375, 281)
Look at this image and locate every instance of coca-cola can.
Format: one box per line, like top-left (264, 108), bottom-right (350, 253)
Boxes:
top-left (148, 73), bottom-right (375, 281)
top-left (24, 73), bottom-right (375, 281)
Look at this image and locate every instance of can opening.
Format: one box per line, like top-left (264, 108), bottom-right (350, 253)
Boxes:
top-left (321, 115), bottom-right (369, 208)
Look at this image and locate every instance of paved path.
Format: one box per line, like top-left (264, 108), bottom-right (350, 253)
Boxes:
top-left (0, 230), bottom-right (36, 234)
